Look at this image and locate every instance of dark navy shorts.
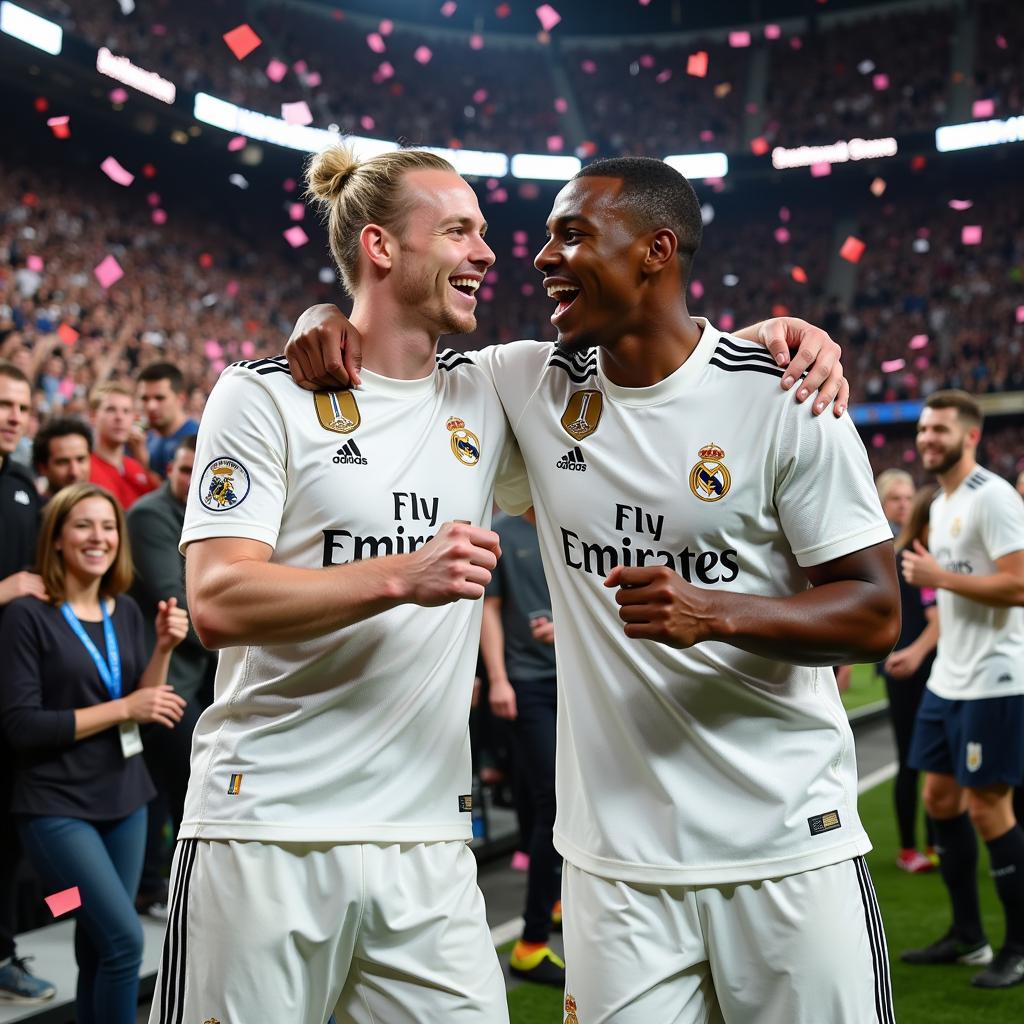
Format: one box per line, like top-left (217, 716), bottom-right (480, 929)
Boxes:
top-left (908, 688), bottom-right (1024, 787)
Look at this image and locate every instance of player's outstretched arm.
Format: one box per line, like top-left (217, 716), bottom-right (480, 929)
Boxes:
top-left (606, 540), bottom-right (900, 666)
top-left (733, 317), bottom-right (849, 417)
top-left (187, 523), bottom-right (501, 649)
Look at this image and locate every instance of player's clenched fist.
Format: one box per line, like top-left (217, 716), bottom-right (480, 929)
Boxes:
top-left (405, 522), bottom-right (501, 606)
top-left (604, 565), bottom-right (715, 649)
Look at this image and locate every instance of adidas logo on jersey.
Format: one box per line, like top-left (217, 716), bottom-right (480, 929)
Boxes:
top-left (333, 440), bottom-right (368, 465)
top-left (556, 446), bottom-right (587, 471)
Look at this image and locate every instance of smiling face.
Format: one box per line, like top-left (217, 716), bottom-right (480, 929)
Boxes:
top-left (534, 176), bottom-right (662, 352)
top-left (916, 406), bottom-right (977, 475)
top-left (387, 169), bottom-right (495, 337)
top-left (41, 433), bottom-right (91, 492)
top-left (56, 495), bottom-right (120, 587)
top-left (0, 375), bottom-right (31, 457)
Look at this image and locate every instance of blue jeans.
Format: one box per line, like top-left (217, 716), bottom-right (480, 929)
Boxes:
top-left (18, 807), bottom-right (147, 1024)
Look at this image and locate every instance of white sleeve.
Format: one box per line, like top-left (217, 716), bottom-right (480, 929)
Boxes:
top-left (978, 480), bottom-right (1024, 561)
top-left (180, 365), bottom-right (288, 553)
top-left (464, 340), bottom-right (553, 429)
top-left (774, 402), bottom-right (893, 568)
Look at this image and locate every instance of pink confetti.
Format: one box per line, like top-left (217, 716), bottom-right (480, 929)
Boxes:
top-left (47, 115), bottom-right (70, 139)
top-left (881, 359), bottom-right (905, 373)
top-left (151, 209), bottom-right (167, 225)
top-left (580, 59), bottom-right (597, 73)
top-left (513, 230), bottom-right (529, 244)
top-left (283, 226), bottom-right (309, 248)
top-left (774, 227), bottom-right (790, 244)
top-left (536, 4), bottom-right (561, 31)
top-left (305, 71), bottom-right (322, 88)
top-left (376, 61), bottom-right (395, 81)
top-left (57, 323), bottom-right (78, 345)
top-left (488, 189), bottom-right (508, 203)
top-left (109, 87), bottom-right (129, 104)
top-left (441, 1), bottom-right (457, 15)
top-left (972, 98), bottom-right (994, 119)
top-left (360, 115), bottom-right (375, 131)
top-left (27, 255), bottom-right (44, 271)
top-left (367, 32), bottom-right (386, 53)
top-left (283, 178), bottom-right (296, 192)
top-left (656, 69), bottom-right (672, 84)
top-left (870, 177), bottom-right (887, 196)
top-left (690, 279), bottom-right (704, 299)
top-left (101, 156), bottom-right (134, 187)
top-left (480, 286), bottom-right (494, 301)
top-left (547, 135), bottom-right (564, 151)
top-left (223, 24), bottom-right (262, 61)
top-left (226, 280), bottom-right (240, 298)
top-left (1016, 306), bottom-right (1024, 325)
top-left (961, 225), bottom-right (982, 245)
top-left (872, 73), bottom-right (889, 90)
top-left (292, 60), bottom-right (308, 75)
top-left (266, 59), bottom-right (288, 82)
top-left (699, 129), bottom-right (715, 142)
top-left (414, 45), bottom-right (433, 64)
top-left (996, 34), bottom-right (1007, 50)
top-left (473, 88), bottom-right (488, 104)
top-left (512, 246), bottom-right (530, 258)
top-left (469, 34), bottom-right (484, 50)
top-left (228, 135), bottom-right (247, 152)
top-left (750, 136), bottom-right (769, 156)
top-left (948, 198), bottom-right (973, 211)
top-left (521, 283), bottom-right (535, 296)
top-left (204, 340), bottom-right (223, 359)
top-left (872, 433), bottom-right (885, 448)
top-left (281, 101), bottom-right (313, 126)
top-left (639, 54), bottom-right (655, 69)
top-left (687, 51), bottom-right (708, 77)
top-left (790, 36), bottom-right (802, 50)
top-left (764, 24), bottom-right (781, 39)
top-left (45, 887), bottom-right (81, 918)
top-left (241, 340), bottom-right (256, 357)
top-left (914, 356), bottom-right (930, 370)
top-left (554, 96), bottom-right (567, 112)
top-left (728, 31), bottom-right (751, 48)
top-left (810, 161), bottom-right (832, 177)
top-left (779, 207), bottom-right (791, 222)
top-left (839, 236), bottom-right (866, 263)
top-left (147, 192), bottom-right (160, 206)
top-left (909, 334), bottom-right (929, 349)
top-left (720, 313), bottom-right (735, 331)
top-left (94, 255), bottom-right (124, 289)
top-left (289, 202), bottom-right (305, 221)
top-left (379, 19), bottom-right (394, 35)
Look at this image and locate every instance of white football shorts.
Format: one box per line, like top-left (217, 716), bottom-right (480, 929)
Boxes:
top-left (561, 856), bottom-right (894, 1024)
top-left (150, 838), bottom-right (509, 1024)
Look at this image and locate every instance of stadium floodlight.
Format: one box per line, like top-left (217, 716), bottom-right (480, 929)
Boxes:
top-left (0, 1), bottom-right (62, 55)
top-left (96, 47), bottom-right (176, 104)
top-left (935, 116), bottom-right (1024, 153)
top-left (422, 147), bottom-right (508, 178)
top-left (194, 93), bottom-right (397, 158)
top-left (510, 154), bottom-right (582, 180)
top-left (663, 153), bottom-right (729, 180)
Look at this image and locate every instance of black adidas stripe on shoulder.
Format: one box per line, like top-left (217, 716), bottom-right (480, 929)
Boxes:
top-left (233, 355), bottom-right (293, 377)
top-left (708, 338), bottom-right (786, 378)
top-left (964, 469), bottom-right (992, 490)
top-left (436, 349), bottom-right (475, 372)
top-left (548, 347), bottom-right (598, 385)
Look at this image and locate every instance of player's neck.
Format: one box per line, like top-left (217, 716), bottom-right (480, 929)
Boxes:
top-left (95, 438), bottom-right (124, 468)
top-left (348, 304), bottom-right (438, 381)
top-left (937, 455), bottom-right (978, 495)
top-left (597, 312), bottom-right (702, 389)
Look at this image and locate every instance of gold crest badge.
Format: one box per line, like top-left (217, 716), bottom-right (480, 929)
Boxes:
top-left (951, 516), bottom-right (962, 538)
top-left (447, 416), bottom-right (481, 466)
top-left (966, 742), bottom-right (982, 773)
top-left (561, 390), bottom-right (603, 441)
top-left (314, 390), bottom-right (360, 434)
top-left (203, 1019), bottom-right (221, 1024)
top-left (689, 443), bottom-right (732, 502)
top-left (564, 993), bottom-right (579, 1024)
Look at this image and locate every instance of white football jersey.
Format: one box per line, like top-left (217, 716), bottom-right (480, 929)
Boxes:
top-left (178, 354), bottom-right (530, 842)
top-left (473, 320), bottom-right (893, 885)
top-left (926, 466), bottom-right (1024, 701)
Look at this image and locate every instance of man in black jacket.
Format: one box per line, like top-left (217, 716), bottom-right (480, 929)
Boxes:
top-left (0, 362), bottom-right (56, 1004)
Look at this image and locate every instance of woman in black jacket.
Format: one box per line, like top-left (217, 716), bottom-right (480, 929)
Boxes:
top-left (0, 483), bottom-right (187, 1024)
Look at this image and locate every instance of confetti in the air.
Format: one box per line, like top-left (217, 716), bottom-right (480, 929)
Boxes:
top-left (283, 226), bottom-right (309, 248)
top-left (580, 58), bottom-right (596, 73)
top-left (881, 359), bottom-right (906, 373)
top-left (289, 203), bottom-right (305, 221)
top-left (687, 51), bottom-right (708, 77)
top-left (839, 236), bottom-right (865, 263)
top-left (100, 156), bottom-right (135, 187)
top-left (109, 88), bottom-right (129, 104)
top-left (379, 19), bottom-right (394, 35)
top-left (414, 45), bottom-right (433, 64)
top-left (750, 136), bottom-right (769, 156)
top-left (1016, 306), bottom-right (1024, 324)
top-left (367, 32), bottom-right (386, 53)
top-left (948, 199), bottom-right (973, 211)
top-left (26, 255), bottom-right (44, 272)
top-left (223, 24), bottom-right (262, 61)
top-left (281, 101), bottom-right (313, 126)
top-left (47, 115), bottom-right (70, 139)
top-left (547, 135), bottom-right (564, 151)
top-left (870, 177), bottom-right (887, 196)
top-left (791, 266), bottom-right (808, 283)
top-left (961, 225), bottom-right (982, 245)
top-left (764, 24), bottom-right (781, 39)
top-left (774, 227), bottom-right (790, 244)
top-left (972, 98), bottom-right (994, 119)
top-left (228, 174), bottom-right (249, 189)
top-left (810, 161), bottom-right (831, 177)
top-left (728, 31), bottom-right (751, 47)
top-left (690, 279), bottom-right (704, 299)
top-left (306, 71), bottom-right (322, 87)
top-left (228, 135), bottom-right (247, 151)
top-left (656, 69), bottom-right (672, 83)
top-left (266, 59), bottom-right (288, 82)
top-left (909, 334), bottom-right (929, 349)
top-left (536, 4), bottom-right (561, 31)
top-left (470, 33), bottom-right (484, 49)
top-left (152, 209), bottom-right (167, 224)
top-left (872, 74), bottom-right (889, 90)
top-left (57, 323), bottom-right (79, 344)
top-left (441, 1), bottom-right (457, 15)
top-left (45, 887), bottom-right (81, 918)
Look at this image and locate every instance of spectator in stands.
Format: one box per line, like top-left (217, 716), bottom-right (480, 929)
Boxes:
top-left (0, 482), bottom-right (188, 1024)
top-left (880, 476), bottom-right (940, 874)
top-left (89, 383), bottom-right (157, 511)
top-left (480, 509), bottom-right (563, 987)
top-left (0, 362), bottom-right (56, 1005)
top-left (32, 417), bottom-right (93, 504)
top-left (137, 363), bottom-right (199, 481)
top-left (126, 434), bottom-right (213, 917)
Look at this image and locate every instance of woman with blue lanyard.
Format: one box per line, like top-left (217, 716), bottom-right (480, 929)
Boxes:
top-left (0, 482), bottom-right (188, 1024)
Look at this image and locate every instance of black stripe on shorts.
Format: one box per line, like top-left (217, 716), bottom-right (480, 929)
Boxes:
top-left (158, 838), bottom-right (199, 1024)
top-left (854, 855), bottom-right (895, 1024)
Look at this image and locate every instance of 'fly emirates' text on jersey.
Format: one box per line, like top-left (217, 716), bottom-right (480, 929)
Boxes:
top-left (926, 466), bottom-right (1024, 701)
top-left (178, 354), bottom-right (530, 843)
top-left (471, 320), bottom-right (894, 886)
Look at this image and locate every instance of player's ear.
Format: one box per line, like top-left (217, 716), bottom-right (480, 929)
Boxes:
top-left (360, 223), bottom-right (394, 272)
top-left (643, 228), bottom-right (677, 275)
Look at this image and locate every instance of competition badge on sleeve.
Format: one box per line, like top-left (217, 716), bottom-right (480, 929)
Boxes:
top-left (198, 457), bottom-right (251, 512)
top-left (447, 417), bottom-right (481, 466)
top-left (688, 443), bottom-right (732, 502)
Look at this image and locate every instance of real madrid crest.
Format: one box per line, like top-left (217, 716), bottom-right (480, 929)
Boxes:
top-left (564, 993), bottom-right (579, 1024)
top-left (561, 390), bottom-right (603, 441)
top-left (689, 442), bottom-right (731, 502)
top-left (447, 416), bottom-right (481, 466)
top-left (314, 390), bottom-right (361, 434)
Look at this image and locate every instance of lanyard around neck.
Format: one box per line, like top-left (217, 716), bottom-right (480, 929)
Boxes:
top-left (60, 601), bottom-right (122, 700)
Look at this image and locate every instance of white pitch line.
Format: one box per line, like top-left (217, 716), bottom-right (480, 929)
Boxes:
top-left (490, 762), bottom-right (901, 947)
